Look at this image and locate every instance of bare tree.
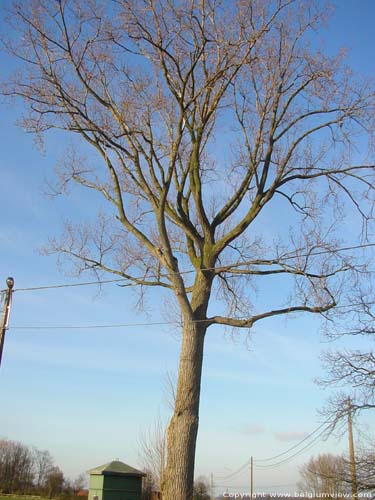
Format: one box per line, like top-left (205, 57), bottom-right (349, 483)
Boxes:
top-left (3, 1), bottom-right (375, 499)
top-left (325, 351), bottom-right (375, 408)
top-left (319, 294), bottom-right (375, 427)
top-left (141, 470), bottom-right (157, 500)
top-left (138, 417), bottom-right (167, 492)
top-left (355, 447), bottom-right (375, 492)
top-left (193, 476), bottom-right (211, 500)
top-left (0, 439), bottom-right (35, 494)
top-left (300, 450), bottom-right (375, 497)
top-left (320, 352), bottom-right (375, 434)
top-left (33, 448), bottom-right (54, 490)
top-left (45, 466), bottom-right (65, 499)
top-left (298, 454), bottom-right (349, 500)
top-left (72, 473), bottom-right (88, 494)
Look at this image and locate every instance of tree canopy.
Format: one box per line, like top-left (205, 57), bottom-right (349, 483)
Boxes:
top-left (3, 1), bottom-right (375, 499)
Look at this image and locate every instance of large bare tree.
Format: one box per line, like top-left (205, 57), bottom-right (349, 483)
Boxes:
top-left (3, 1), bottom-right (375, 498)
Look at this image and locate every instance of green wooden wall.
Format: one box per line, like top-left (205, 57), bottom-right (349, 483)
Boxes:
top-left (88, 474), bottom-right (142, 500)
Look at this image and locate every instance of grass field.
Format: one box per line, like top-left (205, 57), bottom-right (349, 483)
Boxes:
top-left (0, 496), bottom-right (43, 500)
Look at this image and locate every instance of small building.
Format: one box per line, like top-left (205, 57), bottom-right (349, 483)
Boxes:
top-left (87, 460), bottom-right (145, 500)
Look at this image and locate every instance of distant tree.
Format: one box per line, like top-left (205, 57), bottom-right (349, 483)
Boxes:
top-left (59, 478), bottom-right (74, 500)
top-left (45, 466), bottom-right (65, 499)
top-left (0, 438), bottom-right (84, 499)
top-left (298, 454), bottom-right (349, 500)
top-left (0, 439), bottom-right (35, 494)
top-left (57, 473), bottom-right (89, 500)
top-left (72, 473), bottom-right (87, 494)
top-left (4, 1), bottom-right (375, 499)
top-left (193, 476), bottom-right (210, 500)
top-left (34, 448), bottom-right (54, 491)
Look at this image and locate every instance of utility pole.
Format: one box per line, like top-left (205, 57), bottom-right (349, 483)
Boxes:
top-left (250, 456), bottom-right (254, 500)
top-left (0, 277), bottom-right (15, 368)
top-left (210, 472), bottom-right (214, 500)
top-left (347, 397), bottom-right (358, 500)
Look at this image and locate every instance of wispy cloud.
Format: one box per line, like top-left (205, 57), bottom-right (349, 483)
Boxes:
top-left (237, 423), bottom-right (265, 435)
top-left (274, 431), bottom-right (308, 442)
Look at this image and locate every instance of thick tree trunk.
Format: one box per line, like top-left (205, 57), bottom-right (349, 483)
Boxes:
top-left (162, 319), bottom-right (207, 500)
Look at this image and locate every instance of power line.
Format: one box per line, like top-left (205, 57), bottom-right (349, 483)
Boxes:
top-left (7, 296), bottom-right (375, 331)
top-left (8, 320), bottom-right (180, 330)
top-left (215, 460), bottom-right (251, 480)
top-left (5, 242), bottom-right (375, 294)
top-left (10, 315), bottom-right (254, 330)
top-left (254, 427), bottom-right (330, 470)
top-left (254, 418), bottom-right (347, 471)
top-left (215, 420), bottom-right (332, 480)
top-left (255, 421), bottom-right (330, 463)
top-left (216, 483), bottom-right (297, 488)
top-left (214, 483), bottom-right (297, 489)
top-left (13, 278), bottom-right (136, 292)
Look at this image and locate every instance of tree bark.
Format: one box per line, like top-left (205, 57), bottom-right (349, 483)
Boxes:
top-left (162, 319), bottom-right (207, 500)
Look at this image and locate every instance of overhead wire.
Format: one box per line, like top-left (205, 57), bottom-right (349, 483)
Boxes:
top-left (8, 320), bottom-right (178, 330)
top-left (255, 420), bottom-right (330, 463)
top-left (215, 460), bottom-right (251, 480)
top-left (7, 294), bottom-right (375, 331)
top-left (0, 242), bottom-right (362, 494)
top-left (214, 483), bottom-right (297, 489)
top-left (6, 240), bottom-right (375, 333)
top-left (4, 242), bottom-right (375, 294)
top-left (216, 429), bottom-right (328, 482)
top-left (2, 243), bottom-right (359, 479)
top-left (13, 278), bottom-right (136, 292)
top-left (215, 419), bottom-right (334, 480)
top-left (254, 427), bottom-right (330, 470)
top-left (7, 298), bottom-right (375, 332)
top-left (255, 419), bottom-right (347, 471)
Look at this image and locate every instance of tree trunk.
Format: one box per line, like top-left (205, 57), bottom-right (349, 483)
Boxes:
top-left (162, 319), bottom-right (207, 500)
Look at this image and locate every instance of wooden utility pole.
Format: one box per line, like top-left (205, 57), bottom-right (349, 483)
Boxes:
top-left (250, 456), bottom-right (254, 500)
top-left (347, 397), bottom-right (358, 500)
top-left (0, 277), bottom-right (15, 368)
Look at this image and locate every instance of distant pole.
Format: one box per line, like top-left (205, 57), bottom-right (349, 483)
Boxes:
top-left (0, 277), bottom-right (15, 368)
top-left (210, 472), bottom-right (214, 500)
top-left (347, 397), bottom-right (358, 500)
top-left (250, 456), bottom-right (254, 500)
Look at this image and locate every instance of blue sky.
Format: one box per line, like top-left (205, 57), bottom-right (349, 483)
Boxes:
top-left (1, 1), bottom-right (375, 496)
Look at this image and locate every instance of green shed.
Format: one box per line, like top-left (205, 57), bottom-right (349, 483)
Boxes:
top-left (87, 460), bottom-right (145, 500)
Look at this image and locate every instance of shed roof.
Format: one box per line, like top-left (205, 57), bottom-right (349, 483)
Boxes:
top-left (87, 460), bottom-right (145, 477)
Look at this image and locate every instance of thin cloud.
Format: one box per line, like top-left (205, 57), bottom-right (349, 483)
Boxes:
top-left (237, 423), bottom-right (265, 435)
top-left (274, 431), bottom-right (308, 442)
